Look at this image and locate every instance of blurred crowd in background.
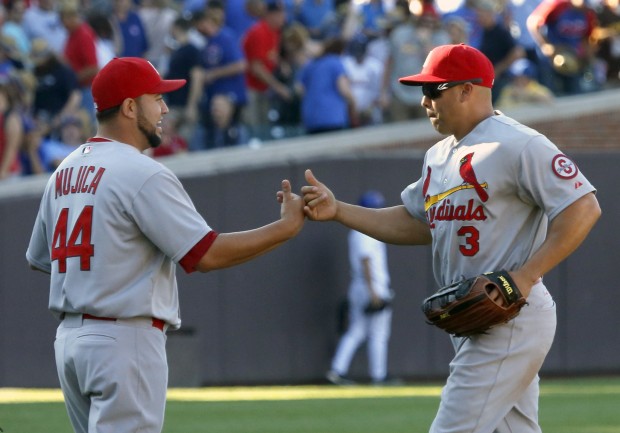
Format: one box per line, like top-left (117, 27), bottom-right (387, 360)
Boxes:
top-left (0, 0), bottom-right (619, 180)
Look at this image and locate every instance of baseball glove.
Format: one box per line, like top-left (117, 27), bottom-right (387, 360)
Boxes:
top-left (421, 270), bottom-right (527, 337)
top-left (364, 298), bottom-right (390, 314)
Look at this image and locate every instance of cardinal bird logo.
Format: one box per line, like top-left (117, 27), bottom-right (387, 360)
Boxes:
top-left (459, 153), bottom-right (488, 202)
top-left (422, 166), bottom-right (432, 199)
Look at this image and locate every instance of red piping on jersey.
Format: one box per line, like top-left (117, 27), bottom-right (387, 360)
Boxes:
top-left (180, 231), bottom-right (219, 273)
top-left (86, 137), bottom-right (113, 142)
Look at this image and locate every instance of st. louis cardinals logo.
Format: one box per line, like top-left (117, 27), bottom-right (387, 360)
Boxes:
top-left (424, 152), bottom-right (489, 211)
top-left (552, 154), bottom-right (579, 179)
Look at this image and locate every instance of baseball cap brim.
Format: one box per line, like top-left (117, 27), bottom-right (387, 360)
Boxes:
top-left (399, 74), bottom-right (449, 86)
top-left (151, 79), bottom-right (187, 94)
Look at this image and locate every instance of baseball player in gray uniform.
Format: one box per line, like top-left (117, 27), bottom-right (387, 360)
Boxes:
top-left (327, 191), bottom-right (394, 385)
top-left (302, 44), bottom-right (601, 432)
top-left (26, 57), bottom-right (305, 433)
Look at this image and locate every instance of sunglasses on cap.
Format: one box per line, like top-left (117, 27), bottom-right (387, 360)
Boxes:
top-left (422, 78), bottom-right (483, 100)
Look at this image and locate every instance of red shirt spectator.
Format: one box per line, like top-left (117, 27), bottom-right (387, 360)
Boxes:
top-left (243, 18), bottom-right (281, 91)
top-left (61, 8), bottom-right (99, 87)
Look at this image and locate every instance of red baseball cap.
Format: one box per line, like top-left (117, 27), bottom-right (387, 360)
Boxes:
top-left (399, 44), bottom-right (494, 88)
top-left (92, 57), bottom-right (186, 112)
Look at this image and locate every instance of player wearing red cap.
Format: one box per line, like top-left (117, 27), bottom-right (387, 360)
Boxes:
top-left (302, 44), bottom-right (600, 432)
top-left (26, 57), bottom-right (305, 433)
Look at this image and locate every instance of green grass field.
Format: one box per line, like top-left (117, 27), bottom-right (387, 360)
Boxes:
top-left (0, 377), bottom-right (619, 433)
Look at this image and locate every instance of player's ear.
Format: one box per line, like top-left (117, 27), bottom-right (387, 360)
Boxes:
top-left (459, 82), bottom-right (475, 100)
top-left (120, 98), bottom-right (138, 119)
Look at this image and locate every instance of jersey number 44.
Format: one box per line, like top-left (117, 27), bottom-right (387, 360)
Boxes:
top-left (51, 206), bottom-right (95, 273)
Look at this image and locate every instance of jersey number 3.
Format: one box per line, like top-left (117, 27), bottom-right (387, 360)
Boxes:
top-left (51, 206), bottom-right (95, 273)
top-left (457, 226), bottom-right (480, 256)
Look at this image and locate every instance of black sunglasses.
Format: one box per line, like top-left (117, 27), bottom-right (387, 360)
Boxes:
top-left (421, 79), bottom-right (483, 100)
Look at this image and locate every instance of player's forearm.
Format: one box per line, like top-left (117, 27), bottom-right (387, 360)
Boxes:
top-left (195, 220), bottom-right (299, 272)
top-left (335, 203), bottom-right (432, 246)
top-left (518, 192), bottom-right (601, 285)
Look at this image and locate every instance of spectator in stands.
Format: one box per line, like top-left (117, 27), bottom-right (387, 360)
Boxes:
top-left (150, 110), bottom-right (189, 157)
top-left (112, 0), bottom-right (149, 58)
top-left (38, 113), bottom-right (86, 171)
top-left (476, 0), bottom-right (525, 103)
top-left (204, 92), bottom-right (250, 148)
top-left (496, 58), bottom-right (555, 110)
top-left (269, 22), bottom-right (313, 139)
top-left (0, 34), bottom-right (25, 73)
top-left (164, 16), bottom-right (202, 141)
top-left (242, 0), bottom-right (290, 138)
top-left (0, 78), bottom-right (23, 179)
top-left (505, 0), bottom-right (542, 67)
top-left (343, 34), bottom-right (384, 126)
top-left (11, 70), bottom-right (47, 176)
top-left (59, 1), bottom-right (99, 123)
top-left (356, 0), bottom-right (386, 40)
top-left (30, 38), bottom-right (82, 139)
top-left (381, 3), bottom-right (449, 122)
top-left (139, 0), bottom-right (179, 71)
top-left (226, 0), bottom-right (265, 42)
top-left (21, 0), bottom-right (67, 55)
top-left (3, 0), bottom-right (31, 62)
top-left (297, 0), bottom-right (337, 41)
top-left (186, 4), bottom-right (247, 150)
top-left (86, 12), bottom-right (118, 68)
top-left (527, 0), bottom-right (599, 95)
top-left (592, 0), bottom-right (620, 85)
top-left (296, 36), bottom-right (355, 134)
top-left (444, 15), bottom-right (469, 45)
top-left (365, 5), bottom-right (407, 66)
top-left (442, 0), bottom-right (484, 49)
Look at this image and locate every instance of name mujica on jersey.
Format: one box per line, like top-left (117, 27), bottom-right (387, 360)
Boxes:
top-left (55, 165), bottom-right (106, 199)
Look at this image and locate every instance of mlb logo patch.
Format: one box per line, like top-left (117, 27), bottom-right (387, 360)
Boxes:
top-left (82, 146), bottom-right (93, 155)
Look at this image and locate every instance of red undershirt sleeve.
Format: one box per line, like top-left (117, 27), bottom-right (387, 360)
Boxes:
top-left (179, 231), bottom-right (219, 273)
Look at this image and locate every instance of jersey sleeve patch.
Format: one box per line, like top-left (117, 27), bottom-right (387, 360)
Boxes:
top-left (179, 231), bottom-right (219, 273)
top-left (551, 154), bottom-right (579, 179)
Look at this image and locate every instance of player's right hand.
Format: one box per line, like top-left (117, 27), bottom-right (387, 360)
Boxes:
top-left (278, 179), bottom-right (305, 236)
top-left (301, 169), bottom-right (338, 221)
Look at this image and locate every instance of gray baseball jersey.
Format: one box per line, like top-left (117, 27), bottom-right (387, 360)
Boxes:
top-left (401, 112), bottom-right (595, 287)
top-left (26, 138), bottom-right (216, 329)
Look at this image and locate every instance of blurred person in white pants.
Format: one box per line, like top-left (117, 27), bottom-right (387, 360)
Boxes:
top-left (327, 190), bottom-right (395, 385)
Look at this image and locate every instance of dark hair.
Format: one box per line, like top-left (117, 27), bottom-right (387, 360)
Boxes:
top-left (321, 36), bottom-right (346, 56)
top-left (95, 105), bottom-right (121, 123)
top-left (173, 16), bottom-right (193, 31)
top-left (87, 13), bottom-right (115, 39)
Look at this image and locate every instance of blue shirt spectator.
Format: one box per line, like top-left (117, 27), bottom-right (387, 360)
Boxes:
top-left (297, 0), bottom-right (336, 40)
top-left (112, 0), bottom-right (149, 58)
top-left (201, 25), bottom-right (248, 110)
top-left (225, 0), bottom-right (263, 42)
top-left (297, 37), bottom-right (354, 133)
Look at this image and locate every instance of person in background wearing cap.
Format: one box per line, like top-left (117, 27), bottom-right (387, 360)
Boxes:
top-left (496, 58), bottom-right (555, 110)
top-left (38, 113), bottom-right (87, 170)
top-left (301, 43), bottom-right (600, 432)
top-left (30, 38), bottom-right (83, 140)
top-left (26, 56), bottom-right (305, 433)
top-left (475, 0), bottom-right (526, 104)
top-left (326, 190), bottom-right (397, 386)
